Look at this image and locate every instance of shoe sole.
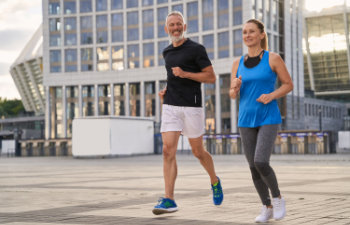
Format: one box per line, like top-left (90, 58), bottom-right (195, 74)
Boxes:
top-left (152, 207), bottom-right (178, 215)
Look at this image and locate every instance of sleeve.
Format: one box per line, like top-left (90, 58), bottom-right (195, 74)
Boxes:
top-left (195, 45), bottom-right (212, 70)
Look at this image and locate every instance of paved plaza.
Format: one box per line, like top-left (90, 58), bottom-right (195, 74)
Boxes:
top-left (0, 154), bottom-right (350, 225)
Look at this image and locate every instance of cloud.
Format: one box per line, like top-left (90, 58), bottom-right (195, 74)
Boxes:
top-left (0, 29), bottom-right (33, 52)
top-left (0, 75), bottom-right (20, 100)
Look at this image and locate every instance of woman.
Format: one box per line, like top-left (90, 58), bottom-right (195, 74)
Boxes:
top-left (229, 19), bottom-right (293, 223)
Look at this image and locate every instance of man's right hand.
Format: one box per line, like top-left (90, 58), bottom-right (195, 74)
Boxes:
top-left (158, 87), bottom-right (167, 100)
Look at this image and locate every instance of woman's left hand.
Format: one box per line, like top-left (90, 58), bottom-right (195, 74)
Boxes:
top-left (256, 93), bottom-right (274, 104)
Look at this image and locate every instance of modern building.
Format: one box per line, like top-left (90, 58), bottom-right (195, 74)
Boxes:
top-left (9, 25), bottom-right (45, 115)
top-left (41, 0), bottom-right (305, 140)
top-left (302, 1), bottom-right (350, 131)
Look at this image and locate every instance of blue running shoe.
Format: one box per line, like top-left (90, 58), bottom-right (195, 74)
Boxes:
top-left (152, 197), bottom-right (178, 215)
top-left (211, 176), bottom-right (223, 205)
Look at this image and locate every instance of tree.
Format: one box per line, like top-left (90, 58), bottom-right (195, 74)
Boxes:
top-left (0, 98), bottom-right (25, 118)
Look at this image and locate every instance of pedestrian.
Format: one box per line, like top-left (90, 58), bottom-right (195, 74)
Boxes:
top-left (229, 19), bottom-right (293, 223)
top-left (152, 11), bottom-right (223, 215)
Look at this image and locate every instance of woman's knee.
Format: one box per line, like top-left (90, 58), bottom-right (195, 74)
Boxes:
top-left (254, 161), bottom-right (272, 177)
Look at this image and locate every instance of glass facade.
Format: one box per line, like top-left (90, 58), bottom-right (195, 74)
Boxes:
top-left (66, 86), bottom-right (78, 137)
top-left (129, 83), bottom-right (140, 116)
top-left (98, 85), bottom-right (110, 115)
top-left (114, 84), bottom-right (125, 116)
top-left (145, 82), bottom-right (156, 117)
top-left (304, 13), bottom-right (350, 100)
top-left (50, 87), bottom-right (63, 138)
top-left (82, 85), bottom-right (94, 116)
top-left (44, 0), bottom-right (296, 139)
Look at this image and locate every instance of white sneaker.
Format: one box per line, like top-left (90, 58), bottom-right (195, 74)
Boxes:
top-left (273, 197), bottom-right (286, 220)
top-left (255, 205), bottom-right (273, 223)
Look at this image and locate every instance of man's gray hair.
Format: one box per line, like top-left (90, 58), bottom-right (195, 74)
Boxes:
top-left (166, 11), bottom-right (186, 25)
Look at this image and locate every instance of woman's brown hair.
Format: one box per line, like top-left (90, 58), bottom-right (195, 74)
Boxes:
top-left (246, 19), bottom-right (268, 50)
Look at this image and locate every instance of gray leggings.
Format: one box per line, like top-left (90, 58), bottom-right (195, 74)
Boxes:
top-left (239, 124), bottom-right (280, 206)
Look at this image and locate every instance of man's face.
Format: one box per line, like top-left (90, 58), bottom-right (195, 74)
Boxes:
top-left (165, 14), bottom-right (186, 43)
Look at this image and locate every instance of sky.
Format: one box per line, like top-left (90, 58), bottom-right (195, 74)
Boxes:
top-left (0, 0), bottom-right (42, 100)
top-left (0, 0), bottom-right (348, 100)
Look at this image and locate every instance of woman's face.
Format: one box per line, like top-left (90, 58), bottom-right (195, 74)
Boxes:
top-left (242, 22), bottom-right (265, 48)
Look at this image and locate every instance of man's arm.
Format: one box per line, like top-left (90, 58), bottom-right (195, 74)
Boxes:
top-left (171, 65), bottom-right (216, 84)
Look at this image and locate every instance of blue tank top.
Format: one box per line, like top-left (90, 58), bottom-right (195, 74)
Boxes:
top-left (237, 50), bottom-right (282, 127)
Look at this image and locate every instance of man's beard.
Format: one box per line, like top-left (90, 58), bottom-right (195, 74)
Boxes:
top-left (169, 31), bottom-right (185, 43)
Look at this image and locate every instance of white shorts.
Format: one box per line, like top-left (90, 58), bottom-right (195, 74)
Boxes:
top-left (160, 104), bottom-right (205, 138)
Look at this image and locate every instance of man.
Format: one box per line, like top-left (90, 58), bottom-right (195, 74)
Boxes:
top-left (152, 11), bottom-right (223, 215)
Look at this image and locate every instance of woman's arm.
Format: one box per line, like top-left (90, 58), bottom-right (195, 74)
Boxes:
top-left (229, 59), bottom-right (241, 99)
top-left (256, 52), bottom-right (294, 104)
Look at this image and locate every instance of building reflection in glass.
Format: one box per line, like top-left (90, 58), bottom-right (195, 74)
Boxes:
top-left (50, 87), bottom-right (63, 138)
top-left (205, 83), bottom-right (215, 133)
top-left (129, 83), bottom-right (140, 116)
top-left (66, 86), bottom-right (78, 137)
top-left (97, 47), bottom-right (109, 71)
top-left (145, 82), bottom-right (155, 117)
top-left (98, 84), bottom-right (110, 115)
top-left (220, 74), bottom-right (231, 133)
top-left (82, 85), bottom-right (94, 116)
top-left (114, 84), bottom-right (125, 116)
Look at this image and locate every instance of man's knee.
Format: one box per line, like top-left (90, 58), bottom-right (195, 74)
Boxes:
top-left (192, 147), bottom-right (205, 159)
top-left (162, 144), bottom-right (176, 159)
top-left (254, 161), bottom-right (272, 177)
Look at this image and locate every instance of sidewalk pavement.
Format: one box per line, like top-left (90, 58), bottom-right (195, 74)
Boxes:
top-left (0, 154), bottom-right (350, 225)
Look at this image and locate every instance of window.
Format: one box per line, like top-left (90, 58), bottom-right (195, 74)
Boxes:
top-left (172, 4), bottom-right (183, 13)
top-left (218, 31), bottom-right (229, 58)
top-left (66, 86), bottom-right (78, 137)
top-left (142, 0), bottom-right (153, 6)
top-left (81, 48), bottom-right (93, 71)
top-left (114, 84), bottom-right (125, 116)
top-left (82, 85), bottom-right (95, 116)
top-left (96, 15), bottom-right (108, 43)
top-left (111, 13), bottom-right (123, 42)
top-left (233, 0), bottom-right (242, 25)
top-left (220, 74), bottom-right (231, 133)
top-left (64, 0), bottom-right (76, 14)
top-left (65, 49), bottom-right (77, 72)
top-left (64, 17), bottom-right (77, 46)
top-left (111, 0), bottom-right (123, 10)
top-left (80, 16), bottom-right (93, 44)
top-left (233, 29), bottom-right (242, 56)
top-left (127, 0), bottom-right (138, 8)
top-left (143, 43), bottom-right (154, 67)
top-left (157, 7), bottom-right (168, 38)
top-left (96, 0), bottom-right (107, 11)
top-left (128, 44), bottom-right (139, 69)
top-left (98, 85), bottom-right (110, 115)
top-left (145, 82), bottom-right (156, 117)
top-left (203, 34), bottom-right (214, 59)
top-left (129, 83), bottom-right (140, 116)
top-left (80, 0), bottom-right (92, 13)
top-left (50, 50), bottom-right (61, 73)
top-left (127, 11), bottom-right (139, 41)
top-left (112, 46), bottom-right (124, 70)
top-left (218, 0), bottom-right (229, 28)
top-left (96, 47), bottom-right (109, 71)
top-left (205, 83), bottom-right (216, 133)
top-left (187, 2), bottom-right (198, 33)
top-left (158, 41), bottom-right (169, 66)
top-left (49, 18), bottom-right (61, 46)
top-left (49, 1), bottom-right (60, 15)
top-left (143, 9), bottom-right (154, 39)
top-left (202, 0), bottom-right (213, 31)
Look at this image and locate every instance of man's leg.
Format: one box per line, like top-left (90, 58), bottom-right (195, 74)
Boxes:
top-left (188, 136), bottom-right (217, 184)
top-left (189, 135), bottom-right (223, 205)
top-left (162, 131), bottom-right (181, 200)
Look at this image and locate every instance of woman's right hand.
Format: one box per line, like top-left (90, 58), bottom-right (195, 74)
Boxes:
top-left (230, 76), bottom-right (242, 97)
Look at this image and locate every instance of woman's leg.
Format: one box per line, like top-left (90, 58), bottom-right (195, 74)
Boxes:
top-left (254, 124), bottom-right (280, 198)
top-left (239, 127), bottom-right (271, 206)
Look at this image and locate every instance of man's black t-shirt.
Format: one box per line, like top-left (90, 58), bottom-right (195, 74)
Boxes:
top-left (163, 39), bottom-right (212, 107)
